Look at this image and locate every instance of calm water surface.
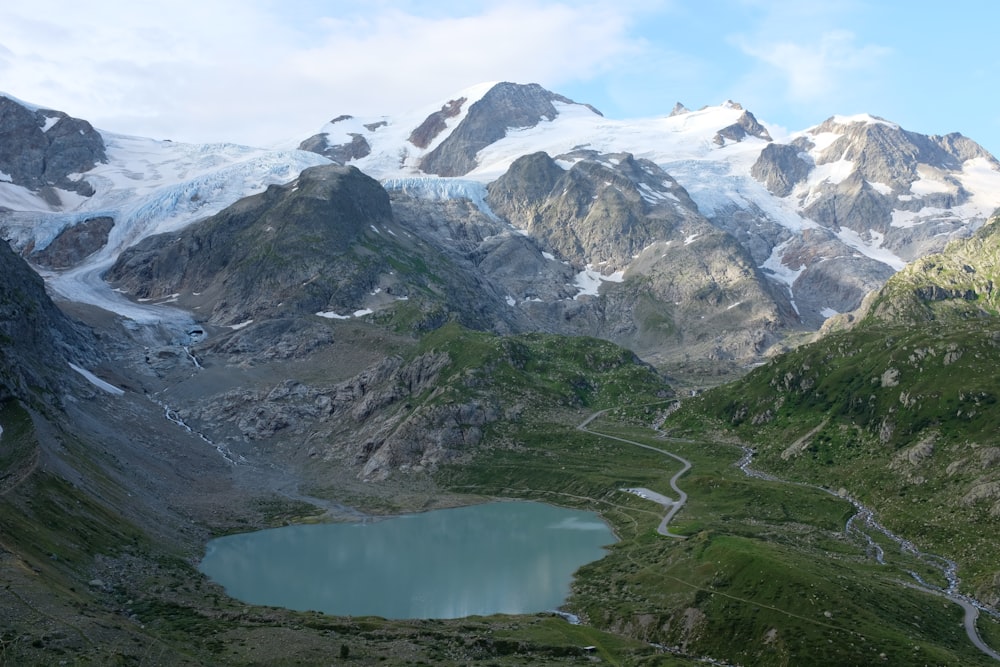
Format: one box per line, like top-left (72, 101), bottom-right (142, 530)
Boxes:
top-left (198, 501), bottom-right (615, 619)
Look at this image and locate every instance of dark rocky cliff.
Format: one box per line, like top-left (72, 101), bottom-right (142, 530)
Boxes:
top-left (419, 82), bottom-right (599, 177)
top-left (0, 241), bottom-right (92, 402)
top-left (0, 95), bottom-right (106, 199)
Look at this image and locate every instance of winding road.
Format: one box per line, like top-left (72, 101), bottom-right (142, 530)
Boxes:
top-left (577, 409), bottom-right (1000, 663)
top-left (577, 410), bottom-right (690, 538)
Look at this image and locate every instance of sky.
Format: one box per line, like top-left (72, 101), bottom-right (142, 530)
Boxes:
top-left (2, 1), bottom-right (999, 156)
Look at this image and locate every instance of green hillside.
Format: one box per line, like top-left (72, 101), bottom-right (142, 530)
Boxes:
top-left (668, 216), bottom-right (1000, 607)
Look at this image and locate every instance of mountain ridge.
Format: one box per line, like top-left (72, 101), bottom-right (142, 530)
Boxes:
top-left (670, 213), bottom-right (1000, 606)
top-left (4, 83), bottom-right (999, 342)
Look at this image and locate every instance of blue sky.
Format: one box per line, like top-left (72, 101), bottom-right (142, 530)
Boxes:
top-left (2, 1), bottom-right (998, 156)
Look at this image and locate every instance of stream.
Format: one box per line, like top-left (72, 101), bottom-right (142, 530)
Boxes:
top-left (736, 446), bottom-right (1000, 661)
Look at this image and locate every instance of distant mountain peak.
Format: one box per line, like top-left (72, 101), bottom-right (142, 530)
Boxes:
top-left (811, 113), bottom-right (901, 134)
top-left (669, 102), bottom-right (690, 117)
top-left (418, 82), bottom-right (600, 177)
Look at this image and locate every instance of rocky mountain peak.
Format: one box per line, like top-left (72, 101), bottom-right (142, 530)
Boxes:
top-left (487, 149), bottom-right (703, 270)
top-left (418, 82), bottom-right (601, 177)
top-left (0, 95), bottom-right (106, 199)
top-left (713, 110), bottom-right (772, 146)
top-left (804, 115), bottom-right (993, 181)
top-left (105, 164), bottom-right (394, 325)
top-left (669, 102), bottom-right (690, 117)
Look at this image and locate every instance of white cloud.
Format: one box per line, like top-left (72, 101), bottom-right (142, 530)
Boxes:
top-left (286, 4), bottom-right (639, 112)
top-left (0, 1), bottom-right (640, 146)
top-left (737, 30), bottom-right (890, 105)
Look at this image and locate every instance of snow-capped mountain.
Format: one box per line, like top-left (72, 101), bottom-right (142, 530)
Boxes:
top-left (3, 82), bottom-right (1000, 362)
top-left (0, 93), bottom-right (329, 322)
top-left (298, 82), bottom-right (1000, 328)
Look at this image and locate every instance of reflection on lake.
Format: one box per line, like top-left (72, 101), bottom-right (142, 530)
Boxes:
top-left (198, 501), bottom-right (615, 619)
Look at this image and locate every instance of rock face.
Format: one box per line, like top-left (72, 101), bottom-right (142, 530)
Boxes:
top-left (0, 96), bottom-right (106, 198)
top-left (106, 164), bottom-right (392, 325)
top-left (0, 240), bottom-right (92, 402)
top-left (488, 151), bottom-right (702, 269)
top-left (419, 82), bottom-right (599, 177)
top-left (713, 109), bottom-right (772, 146)
top-left (751, 143), bottom-right (812, 197)
top-left (486, 150), bottom-right (792, 361)
top-left (298, 115), bottom-right (373, 164)
top-left (178, 350), bottom-right (498, 481)
top-left (408, 98), bottom-right (467, 149)
top-left (28, 216), bottom-right (114, 269)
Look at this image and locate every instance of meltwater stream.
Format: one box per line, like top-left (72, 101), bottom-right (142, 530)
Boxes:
top-left (198, 501), bottom-right (615, 619)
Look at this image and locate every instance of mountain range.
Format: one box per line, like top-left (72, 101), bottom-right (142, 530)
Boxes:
top-left (1, 81), bottom-right (999, 665)
top-left (4, 82), bottom-right (999, 368)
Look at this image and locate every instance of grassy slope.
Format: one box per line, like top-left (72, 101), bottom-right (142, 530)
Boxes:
top-left (664, 219), bottom-right (1000, 602)
top-left (641, 218), bottom-right (1000, 662)
top-left (5, 313), bottom-right (998, 665)
top-left (443, 408), bottom-right (995, 666)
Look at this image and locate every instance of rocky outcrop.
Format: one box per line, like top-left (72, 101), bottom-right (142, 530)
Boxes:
top-left (0, 96), bottom-right (106, 198)
top-left (105, 164), bottom-right (392, 325)
top-left (298, 129), bottom-right (371, 165)
top-left (486, 151), bottom-right (702, 270)
top-left (751, 142), bottom-right (812, 197)
top-left (180, 350), bottom-right (498, 480)
top-left (359, 400), bottom-right (497, 480)
top-left (713, 110), bottom-right (772, 146)
top-left (803, 171), bottom-right (895, 233)
top-left (28, 216), bottom-right (114, 269)
top-left (409, 97), bottom-right (466, 149)
top-left (298, 115), bottom-right (373, 164)
top-left (0, 240), bottom-right (94, 402)
top-left (420, 82), bottom-right (600, 177)
top-left (791, 254), bottom-right (895, 325)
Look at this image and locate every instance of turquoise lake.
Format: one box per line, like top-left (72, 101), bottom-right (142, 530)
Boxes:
top-left (198, 501), bottom-right (615, 619)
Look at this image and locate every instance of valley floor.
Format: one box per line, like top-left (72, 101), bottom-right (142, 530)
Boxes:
top-left (2, 302), bottom-right (999, 665)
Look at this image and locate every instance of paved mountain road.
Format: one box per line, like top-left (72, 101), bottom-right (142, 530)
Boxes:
top-left (577, 410), bottom-right (690, 538)
top-left (577, 409), bottom-right (999, 662)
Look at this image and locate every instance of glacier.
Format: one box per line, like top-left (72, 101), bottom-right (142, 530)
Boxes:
top-left (4, 131), bottom-right (331, 325)
top-left (381, 176), bottom-right (499, 219)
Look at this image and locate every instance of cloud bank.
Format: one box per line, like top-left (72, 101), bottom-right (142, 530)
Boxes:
top-left (0, 1), bottom-right (639, 145)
